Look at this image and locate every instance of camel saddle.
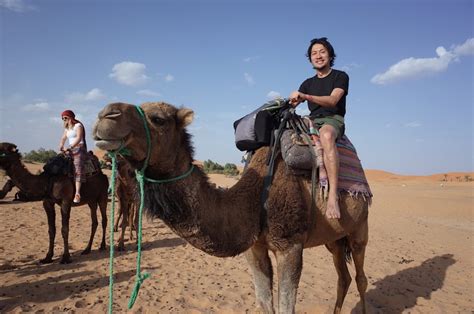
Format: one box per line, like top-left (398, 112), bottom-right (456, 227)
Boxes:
top-left (43, 151), bottom-right (102, 180)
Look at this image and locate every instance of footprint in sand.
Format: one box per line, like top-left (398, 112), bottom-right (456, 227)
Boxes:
top-left (74, 300), bottom-right (88, 308)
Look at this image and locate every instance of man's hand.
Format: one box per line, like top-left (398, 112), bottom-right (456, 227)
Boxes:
top-left (289, 91), bottom-right (305, 107)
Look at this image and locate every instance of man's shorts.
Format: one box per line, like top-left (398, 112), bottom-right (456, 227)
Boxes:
top-left (312, 115), bottom-right (345, 140)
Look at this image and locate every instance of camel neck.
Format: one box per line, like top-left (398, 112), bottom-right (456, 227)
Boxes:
top-left (144, 165), bottom-right (263, 257)
top-left (7, 159), bottom-right (47, 197)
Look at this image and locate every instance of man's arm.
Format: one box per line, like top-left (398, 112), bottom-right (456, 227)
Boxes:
top-left (292, 87), bottom-right (345, 108)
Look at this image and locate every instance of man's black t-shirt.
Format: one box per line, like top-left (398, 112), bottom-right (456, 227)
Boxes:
top-left (298, 69), bottom-right (349, 117)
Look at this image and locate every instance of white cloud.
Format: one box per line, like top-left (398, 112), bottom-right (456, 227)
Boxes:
top-left (341, 62), bottom-right (362, 72)
top-left (371, 38), bottom-right (473, 85)
top-left (404, 121), bottom-right (422, 128)
top-left (267, 91), bottom-right (281, 99)
top-left (22, 102), bottom-right (50, 111)
top-left (244, 72), bottom-right (255, 85)
top-left (137, 89), bottom-right (161, 97)
top-left (164, 74), bottom-right (174, 82)
top-left (65, 88), bottom-right (106, 103)
top-left (0, 0), bottom-right (34, 12)
top-left (243, 56), bottom-right (260, 62)
top-left (109, 62), bottom-right (149, 86)
top-left (452, 38), bottom-right (474, 56)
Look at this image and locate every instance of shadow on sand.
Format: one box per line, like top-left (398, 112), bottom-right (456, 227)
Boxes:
top-left (352, 254), bottom-right (456, 313)
top-left (0, 235), bottom-right (185, 311)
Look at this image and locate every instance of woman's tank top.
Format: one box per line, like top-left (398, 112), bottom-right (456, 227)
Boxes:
top-left (66, 123), bottom-right (84, 146)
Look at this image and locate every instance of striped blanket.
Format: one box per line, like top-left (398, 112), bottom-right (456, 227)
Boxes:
top-left (280, 130), bottom-right (372, 201)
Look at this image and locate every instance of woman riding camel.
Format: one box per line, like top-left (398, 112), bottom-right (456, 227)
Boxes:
top-left (58, 110), bottom-right (87, 203)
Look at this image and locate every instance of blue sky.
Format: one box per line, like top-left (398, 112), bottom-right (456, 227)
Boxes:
top-left (1, 0), bottom-right (472, 175)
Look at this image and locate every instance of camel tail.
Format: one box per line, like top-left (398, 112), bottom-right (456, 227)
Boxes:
top-left (341, 237), bottom-right (352, 264)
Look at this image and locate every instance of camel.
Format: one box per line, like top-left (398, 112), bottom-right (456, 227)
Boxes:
top-left (0, 143), bottom-right (109, 264)
top-left (0, 179), bottom-right (15, 199)
top-left (112, 156), bottom-right (139, 251)
top-left (93, 102), bottom-right (370, 313)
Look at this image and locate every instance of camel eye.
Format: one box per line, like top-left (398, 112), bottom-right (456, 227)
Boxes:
top-left (150, 116), bottom-right (166, 126)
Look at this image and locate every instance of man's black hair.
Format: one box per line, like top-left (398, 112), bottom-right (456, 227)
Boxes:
top-left (306, 37), bottom-right (336, 67)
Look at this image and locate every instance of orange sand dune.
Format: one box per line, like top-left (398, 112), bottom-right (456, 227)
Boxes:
top-left (365, 169), bottom-right (474, 183)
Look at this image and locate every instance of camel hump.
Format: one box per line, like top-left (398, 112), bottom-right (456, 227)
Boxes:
top-left (43, 154), bottom-right (72, 177)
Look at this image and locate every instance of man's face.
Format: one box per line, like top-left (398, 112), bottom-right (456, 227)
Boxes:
top-left (310, 43), bottom-right (330, 70)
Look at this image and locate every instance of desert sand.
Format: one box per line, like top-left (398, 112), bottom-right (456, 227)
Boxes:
top-left (0, 163), bottom-right (472, 313)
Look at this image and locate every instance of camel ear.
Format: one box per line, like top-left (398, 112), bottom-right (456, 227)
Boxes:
top-left (177, 108), bottom-right (194, 128)
top-left (9, 144), bottom-right (18, 153)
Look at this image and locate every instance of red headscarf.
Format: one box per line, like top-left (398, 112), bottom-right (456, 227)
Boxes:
top-left (61, 110), bottom-right (77, 123)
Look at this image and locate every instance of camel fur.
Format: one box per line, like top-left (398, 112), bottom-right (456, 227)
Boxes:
top-left (93, 102), bottom-right (370, 313)
top-left (0, 143), bottom-right (109, 264)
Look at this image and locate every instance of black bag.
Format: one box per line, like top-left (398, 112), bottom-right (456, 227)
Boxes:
top-left (233, 99), bottom-right (287, 151)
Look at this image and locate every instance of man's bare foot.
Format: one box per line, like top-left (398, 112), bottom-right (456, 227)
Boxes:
top-left (326, 195), bottom-right (341, 219)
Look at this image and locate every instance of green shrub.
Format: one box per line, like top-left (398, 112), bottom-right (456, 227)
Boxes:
top-left (203, 160), bottom-right (239, 176)
top-left (23, 148), bottom-right (57, 163)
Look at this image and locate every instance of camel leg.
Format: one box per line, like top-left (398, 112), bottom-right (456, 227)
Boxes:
top-left (275, 243), bottom-right (303, 314)
top-left (326, 239), bottom-right (352, 314)
top-left (59, 201), bottom-right (72, 264)
top-left (40, 200), bottom-right (56, 264)
top-left (245, 243), bottom-right (274, 313)
top-left (98, 197), bottom-right (108, 250)
top-left (114, 206), bottom-right (122, 232)
top-left (348, 220), bottom-right (369, 314)
top-left (82, 202), bottom-right (98, 255)
top-left (117, 200), bottom-right (128, 251)
top-left (0, 179), bottom-right (15, 199)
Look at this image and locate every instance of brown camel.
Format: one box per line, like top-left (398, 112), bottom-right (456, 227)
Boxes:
top-left (0, 179), bottom-right (15, 199)
top-left (112, 156), bottom-right (138, 251)
top-left (0, 143), bottom-right (109, 264)
top-left (93, 102), bottom-right (370, 313)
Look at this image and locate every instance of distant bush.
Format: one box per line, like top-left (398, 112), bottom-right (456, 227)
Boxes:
top-left (203, 160), bottom-right (239, 176)
top-left (23, 148), bottom-right (57, 163)
top-left (223, 163), bottom-right (239, 176)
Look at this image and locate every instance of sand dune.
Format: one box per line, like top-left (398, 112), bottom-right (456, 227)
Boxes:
top-left (0, 164), bottom-right (472, 312)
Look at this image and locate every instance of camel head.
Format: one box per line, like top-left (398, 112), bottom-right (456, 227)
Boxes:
top-left (0, 142), bottom-right (21, 169)
top-left (93, 102), bottom-right (195, 176)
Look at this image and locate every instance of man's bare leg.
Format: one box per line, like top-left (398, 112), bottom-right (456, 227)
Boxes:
top-left (319, 125), bottom-right (340, 219)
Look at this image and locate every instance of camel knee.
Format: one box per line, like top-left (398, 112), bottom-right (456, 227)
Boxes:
top-left (339, 272), bottom-right (352, 289)
top-left (355, 274), bottom-right (367, 292)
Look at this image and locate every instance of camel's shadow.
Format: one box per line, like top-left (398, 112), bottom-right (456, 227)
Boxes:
top-left (0, 235), bottom-right (185, 277)
top-left (0, 268), bottom-right (136, 312)
top-left (352, 254), bottom-right (456, 313)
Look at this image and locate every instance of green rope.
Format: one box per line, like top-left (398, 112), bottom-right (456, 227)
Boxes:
top-left (145, 164), bottom-right (195, 184)
top-left (107, 151), bottom-right (118, 314)
top-left (126, 106), bottom-right (152, 309)
top-left (127, 170), bottom-right (150, 309)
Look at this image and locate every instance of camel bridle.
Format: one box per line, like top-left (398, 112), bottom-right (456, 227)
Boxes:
top-left (105, 104), bottom-right (194, 313)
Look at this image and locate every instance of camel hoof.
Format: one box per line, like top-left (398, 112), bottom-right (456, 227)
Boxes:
top-left (81, 248), bottom-right (92, 255)
top-left (60, 256), bottom-right (72, 264)
top-left (116, 244), bottom-right (125, 252)
top-left (99, 244), bottom-right (107, 251)
top-left (39, 257), bottom-right (53, 264)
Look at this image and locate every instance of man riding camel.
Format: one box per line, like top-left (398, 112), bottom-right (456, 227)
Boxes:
top-left (289, 37), bottom-right (349, 219)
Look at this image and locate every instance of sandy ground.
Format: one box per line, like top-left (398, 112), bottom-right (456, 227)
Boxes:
top-left (0, 164), bottom-right (472, 313)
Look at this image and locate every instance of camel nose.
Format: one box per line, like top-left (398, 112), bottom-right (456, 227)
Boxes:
top-left (97, 103), bottom-right (124, 119)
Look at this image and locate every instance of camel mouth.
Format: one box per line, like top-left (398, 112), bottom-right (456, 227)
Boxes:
top-left (94, 139), bottom-right (123, 151)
